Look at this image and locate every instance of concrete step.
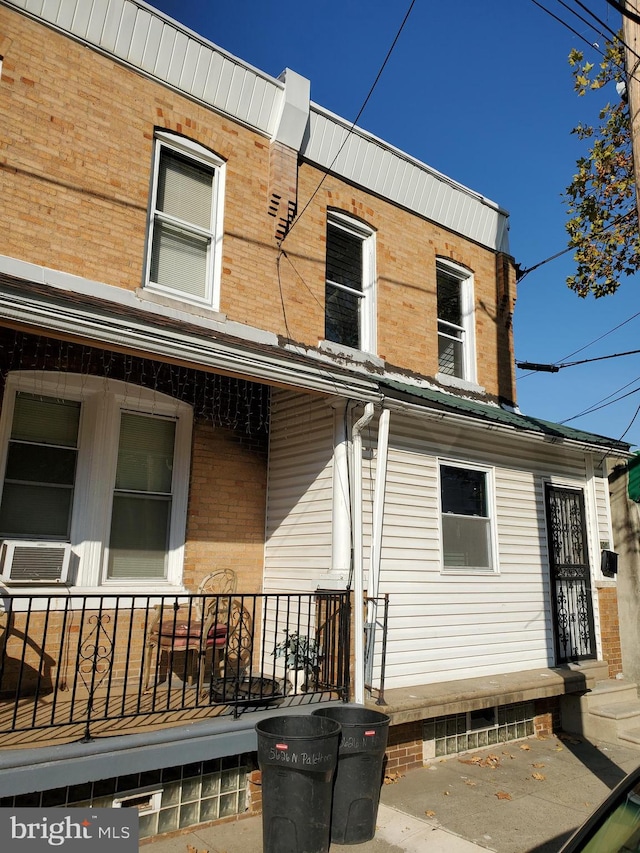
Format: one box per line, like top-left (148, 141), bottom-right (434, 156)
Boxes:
top-left (590, 700), bottom-right (640, 721)
top-left (561, 678), bottom-right (640, 749)
top-left (618, 727), bottom-right (640, 746)
top-left (586, 679), bottom-right (640, 709)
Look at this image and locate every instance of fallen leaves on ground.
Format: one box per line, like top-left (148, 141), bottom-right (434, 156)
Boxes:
top-left (384, 771), bottom-right (404, 785)
top-left (425, 810), bottom-right (436, 818)
top-left (532, 772), bottom-right (546, 781)
top-left (464, 779), bottom-right (477, 787)
top-left (519, 743), bottom-right (532, 751)
top-left (459, 753), bottom-right (501, 769)
top-left (187, 846), bottom-right (209, 853)
top-left (496, 791), bottom-right (512, 800)
top-left (532, 763), bottom-right (546, 769)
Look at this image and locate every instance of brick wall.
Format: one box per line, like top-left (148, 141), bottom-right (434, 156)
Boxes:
top-left (183, 422), bottom-right (267, 593)
top-left (598, 585), bottom-right (623, 678)
top-left (385, 720), bottom-right (423, 775)
top-left (0, 5), bottom-right (517, 404)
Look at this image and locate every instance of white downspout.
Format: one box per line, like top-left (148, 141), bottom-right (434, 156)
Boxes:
top-left (351, 402), bottom-right (375, 705)
top-left (365, 406), bottom-right (390, 683)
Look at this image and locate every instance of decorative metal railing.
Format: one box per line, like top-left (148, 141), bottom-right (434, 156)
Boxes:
top-left (0, 591), bottom-right (351, 742)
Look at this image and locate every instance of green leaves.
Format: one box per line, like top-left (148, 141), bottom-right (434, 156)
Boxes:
top-left (564, 32), bottom-right (640, 297)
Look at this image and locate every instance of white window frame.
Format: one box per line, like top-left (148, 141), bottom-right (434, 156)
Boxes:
top-left (145, 131), bottom-right (225, 310)
top-left (436, 259), bottom-right (477, 387)
top-left (323, 210), bottom-right (376, 355)
top-left (0, 372), bottom-right (192, 591)
top-left (438, 459), bottom-right (498, 574)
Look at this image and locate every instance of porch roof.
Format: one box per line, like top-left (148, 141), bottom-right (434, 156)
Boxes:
top-left (0, 262), bottom-right (381, 403)
top-left (382, 379), bottom-right (632, 454)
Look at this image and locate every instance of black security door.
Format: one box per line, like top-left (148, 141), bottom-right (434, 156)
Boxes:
top-left (544, 484), bottom-right (596, 663)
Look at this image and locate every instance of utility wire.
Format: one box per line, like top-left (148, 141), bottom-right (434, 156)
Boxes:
top-left (517, 211), bottom-right (635, 282)
top-left (278, 0), bottom-right (416, 247)
top-left (561, 382), bottom-right (640, 422)
top-left (605, 0), bottom-right (640, 27)
top-left (560, 373), bottom-right (640, 421)
top-left (518, 346), bottom-right (640, 371)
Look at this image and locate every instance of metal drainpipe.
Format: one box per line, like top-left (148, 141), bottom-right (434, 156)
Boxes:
top-left (351, 402), bottom-right (375, 705)
top-left (365, 406), bottom-right (390, 685)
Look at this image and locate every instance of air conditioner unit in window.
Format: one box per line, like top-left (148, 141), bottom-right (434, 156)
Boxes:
top-left (0, 540), bottom-right (71, 584)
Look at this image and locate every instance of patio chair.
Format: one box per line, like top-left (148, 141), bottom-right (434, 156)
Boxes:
top-left (209, 600), bottom-right (256, 702)
top-left (142, 569), bottom-right (237, 693)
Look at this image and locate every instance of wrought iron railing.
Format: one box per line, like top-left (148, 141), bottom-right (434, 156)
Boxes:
top-left (0, 591), bottom-right (351, 742)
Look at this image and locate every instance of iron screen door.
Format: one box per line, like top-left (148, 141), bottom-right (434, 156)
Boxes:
top-left (544, 484), bottom-right (596, 663)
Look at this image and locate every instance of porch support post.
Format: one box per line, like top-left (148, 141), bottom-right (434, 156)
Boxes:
top-left (331, 399), bottom-right (351, 580)
top-left (365, 406), bottom-right (390, 684)
top-left (352, 402), bottom-right (375, 705)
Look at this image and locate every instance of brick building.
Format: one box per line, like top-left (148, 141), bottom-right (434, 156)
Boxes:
top-left (0, 0), bottom-right (632, 840)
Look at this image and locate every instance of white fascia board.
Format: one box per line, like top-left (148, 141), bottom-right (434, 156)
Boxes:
top-left (383, 396), bottom-right (631, 457)
top-left (4, 0), bottom-right (510, 251)
top-left (0, 259), bottom-right (380, 402)
top-left (304, 104), bottom-right (511, 254)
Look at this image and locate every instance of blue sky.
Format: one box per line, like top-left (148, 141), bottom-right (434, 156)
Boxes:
top-left (149, 0), bottom-right (640, 449)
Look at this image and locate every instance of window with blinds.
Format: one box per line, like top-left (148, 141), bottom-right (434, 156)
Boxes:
top-left (107, 413), bottom-right (176, 580)
top-left (440, 464), bottom-right (493, 571)
top-left (146, 134), bottom-right (224, 306)
top-left (0, 393), bottom-right (80, 540)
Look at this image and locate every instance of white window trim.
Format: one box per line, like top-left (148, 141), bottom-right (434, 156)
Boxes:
top-left (0, 372), bottom-right (192, 592)
top-left (144, 131), bottom-right (225, 311)
top-left (435, 258), bottom-right (477, 386)
top-left (323, 210), bottom-right (377, 355)
top-left (437, 458), bottom-right (498, 575)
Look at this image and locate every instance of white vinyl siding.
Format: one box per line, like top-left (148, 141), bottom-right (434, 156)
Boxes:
top-left (364, 413), bottom-right (606, 690)
top-left (264, 391), bottom-right (335, 592)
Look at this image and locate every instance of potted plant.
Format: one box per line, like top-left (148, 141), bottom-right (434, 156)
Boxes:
top-left (273, 632), bottom-right (321, 693)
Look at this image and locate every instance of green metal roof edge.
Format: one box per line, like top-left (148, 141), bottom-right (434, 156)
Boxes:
top-left (381, 380), bottom-right (631, 452)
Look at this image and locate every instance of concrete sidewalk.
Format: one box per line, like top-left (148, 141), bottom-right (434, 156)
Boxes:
top-left (143, 734), bottom-right (640, 853)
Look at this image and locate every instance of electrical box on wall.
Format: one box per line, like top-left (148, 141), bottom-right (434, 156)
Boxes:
top-left (601, 550), bottom-right (619, 578)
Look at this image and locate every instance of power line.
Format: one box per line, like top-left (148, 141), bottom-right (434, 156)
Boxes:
top-left (518, 346), bottom-right (640, 371)
top-left (561, 382), bottom-right (640, 421)
top-left (561, 372), bottom-right (640, 421)
top-left (278, 0), bottom-right (417, 246)
top-left (604, 0), bottom-right (640, 28)
top-left (517, 211), bottom-right (636, 282)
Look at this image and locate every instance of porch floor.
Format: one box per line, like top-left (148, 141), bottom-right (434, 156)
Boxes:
top-left (365, 660), bottom-right (612, 724)
top-left (0, 683), bottom-right (340, 750)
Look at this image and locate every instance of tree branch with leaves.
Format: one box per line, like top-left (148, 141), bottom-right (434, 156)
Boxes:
top-left (565, 36), bottom-right (640, 297)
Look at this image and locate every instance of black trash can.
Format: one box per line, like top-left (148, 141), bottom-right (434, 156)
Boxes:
top-left (256, 714), bottom-right (341, 853)
top-left (312, 705), bottom-right (390, 845)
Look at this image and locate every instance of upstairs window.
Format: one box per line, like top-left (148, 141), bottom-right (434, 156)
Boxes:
top-left (146, 133), bottom-right (225, 308)
top-left (325, 212), bottom-right (376, 353)
top-left (437, 260), bottom-right (476, 382)
top-left (440, 463), bottom-right (495, 572)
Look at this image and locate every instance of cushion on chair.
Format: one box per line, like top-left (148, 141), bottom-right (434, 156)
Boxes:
top-left (155, 620), bottom-right (227, 648)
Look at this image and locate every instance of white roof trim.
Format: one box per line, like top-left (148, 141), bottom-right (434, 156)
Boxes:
top-left (0, 255), bottom-right (381, 402)
top-left (3, 0), bottom-right (510, 252)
